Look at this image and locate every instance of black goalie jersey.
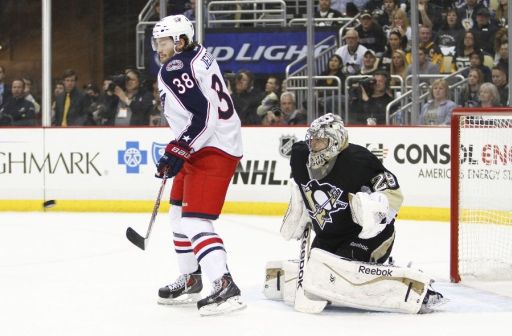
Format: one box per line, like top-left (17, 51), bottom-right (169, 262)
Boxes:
top-left (290, 141), bottom-right (401, 242)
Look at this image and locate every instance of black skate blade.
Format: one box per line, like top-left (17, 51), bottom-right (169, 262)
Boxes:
top-left (126, 227), bottom-right (146, 250)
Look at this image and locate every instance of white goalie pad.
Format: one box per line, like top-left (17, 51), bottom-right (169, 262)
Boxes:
top-left (264, 259), bottom-right (327, 312)
top-left (349, 191), bottom-right (389, 239)
top-left (280, 179), bottom-right (310, 241)
top-left (303, 248), bottom-right (432, 314)
top-left (263, 260), bottom-right (300, 305)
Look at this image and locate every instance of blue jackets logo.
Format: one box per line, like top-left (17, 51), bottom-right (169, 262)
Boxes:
top-left (118, 141), bottom-right (148, 173)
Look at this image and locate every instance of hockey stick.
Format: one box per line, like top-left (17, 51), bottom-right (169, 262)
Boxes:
top-left (126, 174), bottom-right (168, 250)
top-left (294, 223), bottom-right (328, 313)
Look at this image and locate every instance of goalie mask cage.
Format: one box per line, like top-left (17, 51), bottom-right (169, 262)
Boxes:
top-left (451, 108), bottom-right (512, 283)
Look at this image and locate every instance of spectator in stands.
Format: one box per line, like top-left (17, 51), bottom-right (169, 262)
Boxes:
top-left (232, 69), bottom-right (264, 125)
top-left (335, 29), bottom-right (368, 76)
top-left (495, 42), bottom-right (508, 70)
top-left (406, 26), bottom-right (443, 69)
top-left (417, 0), bottom-right (444, 32)
top-left (52, 81), bottom-right (64, 120)
top-left (256, 75), bottom-right (281, 121)
top-left (53, 69), bottom-right (87, 126)
top-left (355, 10), bottom-right (387, 57)
top-left (314, 0), bottom-right (343, 26)
top-left (350, 70), bottom-right (394, 125)
top-left (495, 0), bottom-right (508, 27)
top-left (406, 47), bottom-right (439, 83)
top-left (388, 9), bottom-right (411, 48)
top-left (434, 8), bottom-right (465, 59)
top-left (458, 0), bottom-right (485, 31)
top-left (390, 49), bottom-right (408, 86)
top-left (317, 54), bottom-right (345, 91)
top-left (478, 82), bottom-right (501, 107)
top-left (471, 7), bottom-right (499, 56)
top-left (452, 30), bottom-right (481, 72)
top-left (111, 68), bottom-right (153, 126)
top-left (90, 79), bottom-right (118, 126)
top-left (22, 77), bottom-right (41, 115)
top-left (464, 50), bottom-right (492, 83)
top-left (491, 65), bottom-right (508, 106)
top-left (0, 65), bottom-right (11, 108)
top-left (494, 27), bottom-right (508, 62)
top-left (381, 29), bottom-right (406, 70)
top-left (261, 91), bottom-right (306, 126)
top-left (82, 83), bottom-right (102, 126)
top-left (360, 49), bottom-right (379, 75)
top-left (316, 54), bottom-right (345, 113)
top-left (0, 79), bottom-right (36, 126)
top-left (376, 0), bottom-right (401, 29)
top-left (419, 79), bottom-right (457, 125)
top-left (458, 67), bottom-right (484, 107)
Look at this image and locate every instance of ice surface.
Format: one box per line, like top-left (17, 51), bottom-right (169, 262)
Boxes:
top-left (0, 212), bottom-right (510, 336)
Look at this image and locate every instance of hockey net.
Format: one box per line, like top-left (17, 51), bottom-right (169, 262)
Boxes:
top-left (450, 108), bottom-right (512, 282)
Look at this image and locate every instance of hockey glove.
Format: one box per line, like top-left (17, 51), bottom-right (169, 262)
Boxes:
top-left (156, 140), bottom-right (192, 178)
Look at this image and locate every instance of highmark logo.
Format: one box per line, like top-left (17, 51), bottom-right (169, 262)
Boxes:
top-left (117, 141), bottom-right (147, 174)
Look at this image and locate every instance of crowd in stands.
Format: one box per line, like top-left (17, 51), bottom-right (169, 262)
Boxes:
top-left (0, 0), bottom-right (509, 127)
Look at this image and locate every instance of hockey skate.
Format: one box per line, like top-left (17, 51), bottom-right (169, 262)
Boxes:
top-left (197, 273), bottom-right (246, 316)
top-left (158, 269), bottom-right (203, 305)
top-left (419, 288), bottom-right (447, 313)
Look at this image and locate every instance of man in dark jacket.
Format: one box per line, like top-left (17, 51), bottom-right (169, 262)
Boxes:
top-left (53, 68), bottom-right (87, 126)
top-left (0, 78), bottom-right (36, 126)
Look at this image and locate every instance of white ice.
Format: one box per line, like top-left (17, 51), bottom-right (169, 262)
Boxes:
top-left (0, 212), bottom-right (511, 336)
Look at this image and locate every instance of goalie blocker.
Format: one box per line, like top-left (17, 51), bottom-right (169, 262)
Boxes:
top-left (264, 248), bottom-right (435, 314)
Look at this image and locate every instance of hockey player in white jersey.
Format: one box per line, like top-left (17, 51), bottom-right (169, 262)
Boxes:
top-left (152, 14), bottom-right (245, 316)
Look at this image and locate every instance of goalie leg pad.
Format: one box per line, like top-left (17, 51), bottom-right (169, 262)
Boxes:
top-left (263, 260), bottom-right (300, 305)
top-left (304, 248), bottom-right (432, 314)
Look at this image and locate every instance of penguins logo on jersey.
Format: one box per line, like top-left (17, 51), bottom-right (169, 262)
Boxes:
top-left (301, 180), bottom-right (348, 230)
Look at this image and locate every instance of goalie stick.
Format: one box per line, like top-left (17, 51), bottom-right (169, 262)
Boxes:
top-left (294, 223), bottom-right (328, 313)
top-left (126, 174), bottom-right (168, 250)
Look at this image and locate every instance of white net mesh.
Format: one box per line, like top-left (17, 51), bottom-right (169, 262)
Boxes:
top-left (457, 114), bottom-right (512, 280)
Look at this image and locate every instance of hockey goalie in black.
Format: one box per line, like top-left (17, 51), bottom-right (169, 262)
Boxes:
top-left (274, 113), bottom-right (445, 314)
top-left (289, 113), bottom-right (401, 262)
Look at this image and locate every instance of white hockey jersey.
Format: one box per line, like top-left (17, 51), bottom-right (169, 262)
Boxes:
top-left (158, 44), bottom-right (243, 157)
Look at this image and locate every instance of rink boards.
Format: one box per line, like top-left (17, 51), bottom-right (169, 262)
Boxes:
top-left (1, 126), bottom-right (509, 220)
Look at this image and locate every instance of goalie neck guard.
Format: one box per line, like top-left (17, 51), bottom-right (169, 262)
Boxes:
top-left (306, 113), bottom-right (348, 173)
top-left (152, 15), bottom-right (194, 49)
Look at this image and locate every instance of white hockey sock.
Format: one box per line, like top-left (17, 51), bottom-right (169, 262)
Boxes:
top-left (181, 217), bottom-right (228, 282)
top-left (169, 205), bottom-right (198, 274)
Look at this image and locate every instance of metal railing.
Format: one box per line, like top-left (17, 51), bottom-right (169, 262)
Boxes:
top-left (207, 0), bottom-right (287, 27)
top-left (135, 0), bottom-right (159, 69)
top-left (386, 82), bottom-right (430, 125)
top-left (285, 35), bottom-right (338, 78)
top-left (288, 17), bottom-right (355, 27)
top-left (285, 75), bottom-right (343, 119)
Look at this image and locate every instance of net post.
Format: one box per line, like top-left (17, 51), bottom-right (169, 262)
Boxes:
top-left (450, 111), bottom-right (461, 283)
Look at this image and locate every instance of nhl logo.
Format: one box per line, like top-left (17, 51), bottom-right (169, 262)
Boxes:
top-left (279, 135), bottom-right (298, 158)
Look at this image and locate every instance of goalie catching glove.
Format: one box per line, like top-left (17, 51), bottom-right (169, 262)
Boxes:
top-left (349, 190), bottom-right (389, 239)
top-left (280, 179), bottom-right (311, 240)
top-left (156, 140), bottom-right (192, 178)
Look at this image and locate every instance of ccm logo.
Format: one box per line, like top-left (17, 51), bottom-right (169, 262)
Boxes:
top-left (171, 147), bottom-right (191, 159)
top-left (358, 265), bottom-right (393, 276)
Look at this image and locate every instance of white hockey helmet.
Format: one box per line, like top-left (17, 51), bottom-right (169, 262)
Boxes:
top-left (152, 14), bottom-right (194, 48)
top-left (306, 113), bottom-right (348, 169)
